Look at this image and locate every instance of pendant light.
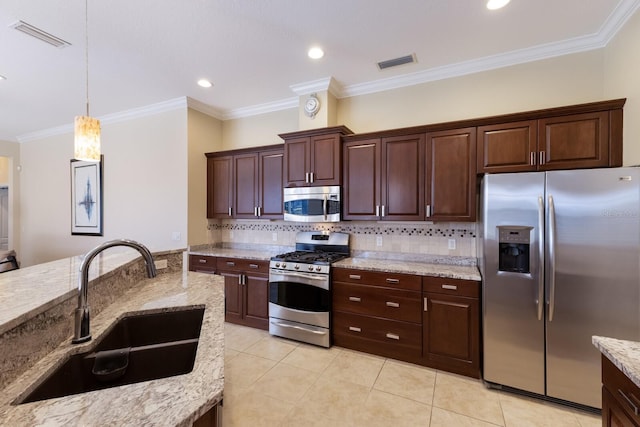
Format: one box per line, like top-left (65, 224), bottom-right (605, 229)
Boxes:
top-left (74, 0), bottom-right (100, 162)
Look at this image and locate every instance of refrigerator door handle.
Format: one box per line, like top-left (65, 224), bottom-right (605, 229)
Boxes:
top-left (548, 195), bottom-right (557, 322)
top-left (537, 196), bottom-right (544, 321)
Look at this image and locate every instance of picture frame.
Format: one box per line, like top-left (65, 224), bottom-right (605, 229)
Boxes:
top-left (71, 157), bottom-right (103, 236)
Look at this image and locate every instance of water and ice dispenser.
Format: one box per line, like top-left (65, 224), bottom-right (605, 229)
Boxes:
top-left (497, 226), bottom-right (532, 273)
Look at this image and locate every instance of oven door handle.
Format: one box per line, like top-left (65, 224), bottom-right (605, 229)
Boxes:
top-left (271, 271), bottom-right (327, 281)
top-left (270, 321), bottom-right (327, 335)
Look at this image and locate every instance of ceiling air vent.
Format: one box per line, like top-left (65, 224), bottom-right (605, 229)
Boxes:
top-left (11, 20), bottom-right (71, 48)
top-left (377, 54), bottom-right (416, 70)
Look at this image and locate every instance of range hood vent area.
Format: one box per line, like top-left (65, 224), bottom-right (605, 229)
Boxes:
top-left (11, 20), bottom-right (71, 48)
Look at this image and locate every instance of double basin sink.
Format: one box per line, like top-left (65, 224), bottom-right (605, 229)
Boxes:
top-left (16, 307), bottom-right (205, 404)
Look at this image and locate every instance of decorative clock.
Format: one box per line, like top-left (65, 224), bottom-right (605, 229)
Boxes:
top-left (304, 93), bottom-right (321, 118)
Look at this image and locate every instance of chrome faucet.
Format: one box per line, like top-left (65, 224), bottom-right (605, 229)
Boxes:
top-left (72, 239), bottom-right (157, 344)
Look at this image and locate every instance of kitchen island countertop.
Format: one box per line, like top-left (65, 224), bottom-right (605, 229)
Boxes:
top-left (592, 335), bottom-right (640, 388)
top-left (0, 252), bottom-right (224, 426)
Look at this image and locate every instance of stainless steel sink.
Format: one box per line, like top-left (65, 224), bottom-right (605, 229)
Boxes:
top-left (15, 307), bottom-right (205, 404)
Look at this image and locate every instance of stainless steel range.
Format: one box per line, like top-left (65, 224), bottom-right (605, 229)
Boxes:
top-left (268, 231), bottom-right (350, 347)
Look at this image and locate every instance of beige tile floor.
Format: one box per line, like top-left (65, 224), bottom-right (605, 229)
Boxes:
top-left (222, 323), bottom-right (600, 427)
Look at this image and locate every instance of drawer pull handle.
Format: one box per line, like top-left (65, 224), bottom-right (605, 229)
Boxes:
top-left (349, 274), bottom-right (361, 280)
top-left (442, 284), bottom-right (458, 290)
top-left (226, 262), bottom-right (235, 266)
top-left (424, 297), bottom-right (428, 311)
top-left (249, 264), bottom-right (259, 269)
top-left (349, 326), bottom-right (361, 333)
top-left (386, 301), bottom-right (399, 308)
top-left (198, 259), bottom-right (207, 264)
top-left (618, 389), bottom-right (640, 416)
top-left (349, 296), bottom-right (361, 302)
top-left (386, 278), bottom-right (399, 284)
top-left (386, 333), bottom-right (400, 340)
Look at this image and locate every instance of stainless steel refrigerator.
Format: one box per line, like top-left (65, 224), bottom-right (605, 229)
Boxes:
top-left (480, 167), bottom-right (640, 409)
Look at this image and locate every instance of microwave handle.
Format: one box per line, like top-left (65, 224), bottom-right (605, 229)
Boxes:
top-left (323, 194), bottom-right (327, 220)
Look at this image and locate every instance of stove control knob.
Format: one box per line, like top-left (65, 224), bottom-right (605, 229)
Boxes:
top-left (294, 264), bottom-right (300, 270)
top-left (308, 265), bottom-right (314, 271)
top-left (275, 262), bottom-right (280, 268)
top-left (316, 266), bottom-right (322, 272)
top-left (281, 263), bottom-right (286, 269)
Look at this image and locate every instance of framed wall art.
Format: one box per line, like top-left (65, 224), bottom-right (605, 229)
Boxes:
top-left (71, 157), bottom-right (103, 236)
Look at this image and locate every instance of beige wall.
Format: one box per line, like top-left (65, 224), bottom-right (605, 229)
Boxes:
top-left (187, 108), bottom-right (222, 246)
top-left (604, 8), bottom-right (640, 166)
top-left (222, 109), bottom-right (297, 150)
top-left (19, 108), bottom-right (188, 266)
top-left (0, 140), bottom-right (20, 258)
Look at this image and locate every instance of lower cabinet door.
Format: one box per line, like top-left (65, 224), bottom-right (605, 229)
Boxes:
top-left (602, 387), bottom-right (639, 427)
top-left (244, 273), bottom-right (269, 330)
top-left (220, 271), bottom-right (242, 323)
top-left (423, 292), bottom-right (480, 378)
top-left (333, 311), bottom-right (422, 361)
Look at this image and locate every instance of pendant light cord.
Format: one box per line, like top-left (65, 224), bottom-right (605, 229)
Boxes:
top-left (85, 0), bottom-right (90, 117)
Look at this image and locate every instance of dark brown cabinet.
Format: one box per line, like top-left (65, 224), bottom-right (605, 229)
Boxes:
top-left (216, 257), bottom-right (269, 330)
top-left (206, 146), bottom-right (283, 219)
top-left (342, 135), bottom-right (425, 221)
top-left (188, 255), bottom-right (216, 274)
top-left (425, 127), bottom-right (477, 221)
top-left (477, 101), bottom-right (624, 174)
top-left (207, 155), bottom-right (233, 218)
top-left (332, 268), bottom-right (423, 363)
top-left (422, 277), bottom-right (481, 378)
top-left (602, 355), bottom-right (640, 427)
top-left (280, 126), bottom-right (352, 187)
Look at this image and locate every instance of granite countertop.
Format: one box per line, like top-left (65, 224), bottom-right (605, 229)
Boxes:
top-left (593, 336), bottom-right (640, 389)
top-left (190, 245), bottom-right (481, 281)
top-left (332, 258), bottom-right (481, 281)
top-left (0, 252), bottom-right (224, 426)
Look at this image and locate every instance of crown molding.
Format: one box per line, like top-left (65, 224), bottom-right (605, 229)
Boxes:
top-left (186, 97), bottom-right (225, 120)
top-left (222, 97), bottom-right (298, 120)
top-left (290, 77), bottom-right (343, 98)
top-left (17, 97), bottom-right (190, 143)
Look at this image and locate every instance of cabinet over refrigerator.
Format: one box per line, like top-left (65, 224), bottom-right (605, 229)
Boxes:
top-left (480, 168), bottom-right (640, 409)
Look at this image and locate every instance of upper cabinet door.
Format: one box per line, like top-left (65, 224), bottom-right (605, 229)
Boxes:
top-left (233, 153), bottom-right (259, 219)
top-left (258, 149), bottom-right (284, 219)
top-left (309, 134), bottom-right (341, 186)
top-left (283, 137), bottom-right (310, 187)
top-left (426, 128), bottom-right (477, 222)
top-left (343, 139), bottom-right (381, 220)
top-left (538, 111), bottom-right (609, 171)
top-left (207, 155), bottom-right (233, 218)
top-left (477, 120), bottom-right (538, 174)
top-left (380, 134), bottom-right (425, 221)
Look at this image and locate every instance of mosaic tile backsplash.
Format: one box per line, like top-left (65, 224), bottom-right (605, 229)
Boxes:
top-left (206, 220), bottom-right (477, 258)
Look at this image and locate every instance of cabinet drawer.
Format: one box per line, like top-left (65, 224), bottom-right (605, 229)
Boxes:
top-left (602, 355), bottom-right (640, 425)
top-left (189, 255), bottom-right (216, 273)
top-left (333, 268), bottom-right (421, 291)
top-left (333, 283), bottom-right (421, 323)
top-left (216, 257), bottom-right (268, 273)
top-left (333, 311), bottom-right (422, 358)
top-left (423, 276), bottom-right (479, 298)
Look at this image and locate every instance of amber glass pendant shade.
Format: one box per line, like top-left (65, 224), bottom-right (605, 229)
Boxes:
top-left (74, 115), bottom-right (101, 162)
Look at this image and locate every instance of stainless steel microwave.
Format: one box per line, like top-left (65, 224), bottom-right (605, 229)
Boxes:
top-left (283, 186), bottom-right (341, 222)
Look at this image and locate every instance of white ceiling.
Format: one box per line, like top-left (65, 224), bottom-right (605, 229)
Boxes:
top-left (1, 0), bottom-right (639, 142)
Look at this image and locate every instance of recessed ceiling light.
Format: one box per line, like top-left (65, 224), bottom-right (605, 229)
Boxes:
top-left (197, 79), bottom-right (213, 88)
top-left (308, 47), bottom-right (324, 59)
top-left (487, 0), bottom-right (510, 10)
top-left (0, 75), bottom-right (6, 80)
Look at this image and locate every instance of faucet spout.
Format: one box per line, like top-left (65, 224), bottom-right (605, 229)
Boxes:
top-left (72, 239), bottom-right (157, 344)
